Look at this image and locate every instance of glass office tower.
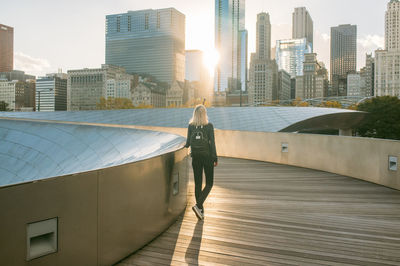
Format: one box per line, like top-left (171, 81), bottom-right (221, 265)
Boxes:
top-left (330, 24), bottom-right (357, 96)
top-left (214, 0), bottom-right (247, 93)
top-left (276, 38), bottom-right (311, 78)
top-left (106, 8), bottom-right (185, 85)
top-left (36, 74), bottom-right (67, 112)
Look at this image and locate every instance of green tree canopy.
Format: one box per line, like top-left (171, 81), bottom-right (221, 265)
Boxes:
top-left (0, 101), bottom-right (10, 111)
top-left (356, 96), bottom-right (400, 140)
top-left (96, 97), bottom-right (135, 110)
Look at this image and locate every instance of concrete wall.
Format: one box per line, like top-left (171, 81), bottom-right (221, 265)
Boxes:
top-left (134, 126), bottom-right (400, 191)
top-left (0, 148), bottom-right (188, 266)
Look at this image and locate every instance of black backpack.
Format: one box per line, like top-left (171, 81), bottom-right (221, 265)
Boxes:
top-left (190, 125), bottom-right (210, 156)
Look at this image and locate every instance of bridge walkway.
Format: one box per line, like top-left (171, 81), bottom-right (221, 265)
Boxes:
top-left (118, 157), bottom-right (400, 265)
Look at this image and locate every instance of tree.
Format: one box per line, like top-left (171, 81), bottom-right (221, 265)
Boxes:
top-left (356, 96), bottom-right (400, 140)
top-left (319, 100), bottom-right (342, 108)
top-left (0, 101), bottom-right (10, 111)
top-left (96, 97), bottom-right (135, 110)
top-left (291, 97), bottom-right (309, 107)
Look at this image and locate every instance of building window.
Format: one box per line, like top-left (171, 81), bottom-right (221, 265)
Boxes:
top-left (145, 14), bottom-right (149, 30)
top-left (117, 16), bottom-right (121, 32)
top-left (157, 12), bottom-right (160, 29)
top-left (128, 16), bottom-right (131, 31)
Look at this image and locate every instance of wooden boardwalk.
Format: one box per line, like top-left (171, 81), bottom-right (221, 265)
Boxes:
top-left (117, 157), bottom-right (400, 266)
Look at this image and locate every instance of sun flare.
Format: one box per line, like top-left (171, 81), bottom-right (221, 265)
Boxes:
top-left (203, 48), bottom-right (220, 76)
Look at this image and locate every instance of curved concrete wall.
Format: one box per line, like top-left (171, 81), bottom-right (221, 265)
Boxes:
top-left (0, 148), bottom-right (188, 266)
top-left (135, 126), bottom-right (400, 191)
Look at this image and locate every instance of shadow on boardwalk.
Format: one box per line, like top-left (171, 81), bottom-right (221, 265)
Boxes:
top-left (118, 157), bottom-right (400, 265)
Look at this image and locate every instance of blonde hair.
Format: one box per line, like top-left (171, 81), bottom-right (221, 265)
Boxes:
top-left (189, 104), bottom-right (209, 126)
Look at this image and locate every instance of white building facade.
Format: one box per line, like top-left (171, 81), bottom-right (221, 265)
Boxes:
top-left (375, 0), bottom-right (400, 97)
top-left (0, 80), bottom-right (17, 110)
top-left (347, 73), bottom-right (363, 97)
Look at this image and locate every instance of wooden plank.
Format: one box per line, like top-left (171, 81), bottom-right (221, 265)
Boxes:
top-left (117, 157), bottom-right (400, 265)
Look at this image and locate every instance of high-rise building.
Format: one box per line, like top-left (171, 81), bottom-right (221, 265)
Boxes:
top-left (248, 54), bottom-right (278, 106)
top-left (256, 13), bottom-right (271, 60)
top-left (347, 73), bottom-right (364, 97)
top-left (375, 49), bottom-right (400, 96)
top-left (36, 73), bottom-right (67, 112)
top-left (292, 7), bottom-right (313, 51)
top-left (67, 65), bottom-right (134, 110)
top-left (276, 38), bottom-right (312, 78)
top-left (296, 53), bottom-right (328, 99)
top-left (360, 53), bottom-right (374, 97)
top-left (248, 12), bottom-right (278, 106)
top-left (214, 0), bottom-right (247, 94)
top-left (385, 0), bottom-right (400, 51)
top-left (0, 24), bottom-right (13, 72)
top-left (330, 24), bottom-right (357, 96)
top-left (277, 70), bottom-right (291, 101)
top-left (105, 8), bottom-right (185, 85)
top-left (239, 29), bottom-right (248, 92)
top-left (375, 0), bottom-right (400, 97)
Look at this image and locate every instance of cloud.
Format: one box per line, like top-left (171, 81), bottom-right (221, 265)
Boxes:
top-left (14, 52), bottom-right (52, 76)
top-left (358, 34), bottom-right (384, 49)
top-left (321, 33), bottom-right (330, 42)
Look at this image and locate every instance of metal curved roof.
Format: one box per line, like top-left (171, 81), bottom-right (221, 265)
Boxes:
top-left (0, 119), bottom-right (185, 187)
top-left (0, 107), bottom-right (366, 132)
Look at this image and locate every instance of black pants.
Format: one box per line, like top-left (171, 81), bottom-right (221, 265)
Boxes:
top-left (192, 155), bottom-right (214, 210)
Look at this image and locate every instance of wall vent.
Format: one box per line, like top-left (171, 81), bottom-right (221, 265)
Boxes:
top-left (389, 156), bottom-right (398, 171)
top-left (26, 218), bottom-right (58, 260)
top-left (281, 143), bottom-right (289, 153)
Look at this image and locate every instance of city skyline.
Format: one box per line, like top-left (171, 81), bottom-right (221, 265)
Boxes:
top-left (0, 0), bottom-right (387, 77)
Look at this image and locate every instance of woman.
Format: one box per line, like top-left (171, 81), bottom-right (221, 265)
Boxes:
top-left (185, 104), bottom-right (218, 220)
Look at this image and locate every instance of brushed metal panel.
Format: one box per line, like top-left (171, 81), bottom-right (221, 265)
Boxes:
top-left (98, 149), bottom-right (188, 266)
top-left (0, 107), bottom-right (365, 133)
top-left (0, 119), bottom-right (185, 187)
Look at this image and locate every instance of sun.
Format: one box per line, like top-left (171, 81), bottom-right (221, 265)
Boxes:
top-left (203, 48), bottom-right (220, 76)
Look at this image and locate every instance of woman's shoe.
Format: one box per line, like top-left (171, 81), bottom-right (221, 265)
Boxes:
top-left (192, 205), bottom-right (204, 220)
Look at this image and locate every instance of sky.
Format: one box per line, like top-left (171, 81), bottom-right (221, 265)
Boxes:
top-left (0, 0), bottom-right (388, 77)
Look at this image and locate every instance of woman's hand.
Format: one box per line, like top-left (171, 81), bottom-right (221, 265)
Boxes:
top-left (214, 162), bottom-right (218, 167)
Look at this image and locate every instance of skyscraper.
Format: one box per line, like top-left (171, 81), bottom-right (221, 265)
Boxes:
top-left (214, 0), bottom-right (246, 94)
top-left (276, 38), bottom-right (311, 78)
top-left (292, 7), bottom-right (313, 51)
top-left (256, 13), bottom-right (271, 60)
top-left (375, 0), bottom-right (400, 96)
top-left (0, 24), bottom-right (13, 72)
top-left (249, 13), bottom-right (278, 106)
top-left (360, 53), bottom-right (374, 97)
top-left (106, 8), bottom-right (185, 85)
top-left (330, 24), bottom-right (357, 96)
top-left (385, 0), bottom-right (400, 51)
